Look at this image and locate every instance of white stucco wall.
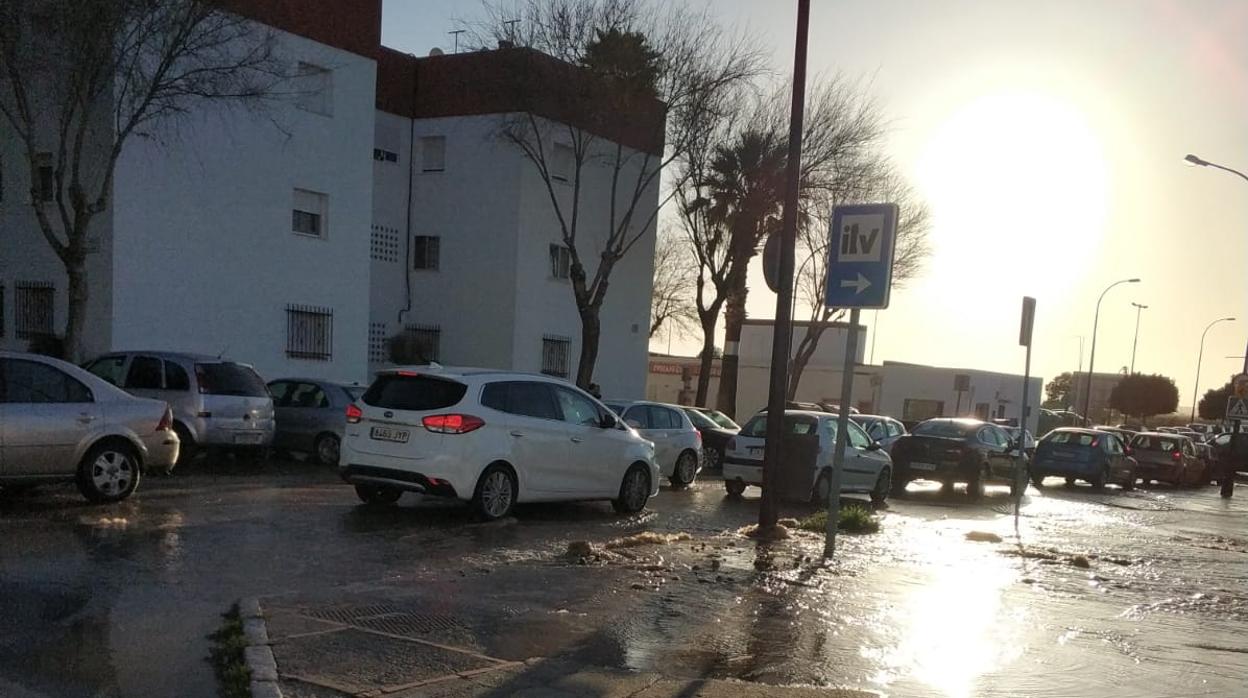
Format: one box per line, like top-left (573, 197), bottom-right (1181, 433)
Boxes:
top-left (875, 362), bottom-right (1044, 432)
top-left (109, 29), bottom-right (376, 383)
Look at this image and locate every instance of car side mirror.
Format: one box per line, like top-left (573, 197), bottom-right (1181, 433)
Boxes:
top-left (867, 441), bottom-right (882, 451)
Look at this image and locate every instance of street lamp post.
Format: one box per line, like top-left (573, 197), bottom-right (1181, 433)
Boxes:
top-left (1083, 278), bottom-right (1140, 425)
top-left (1192, 317), bottom-right (1236, 422)
top-left (1186, 153), bottom-right (1247, 498)
top-left (1130, 302), bottom-right (1147, 374)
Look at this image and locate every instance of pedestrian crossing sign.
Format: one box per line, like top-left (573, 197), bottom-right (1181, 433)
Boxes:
top-left (1228, 397), bottom-right (1248, 421)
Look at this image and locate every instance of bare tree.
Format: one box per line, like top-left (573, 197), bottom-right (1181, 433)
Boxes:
top-left (0, 0), bottom-right (286, 361)
top-left (788, 168), bottom-right (930, 398)
top-left (468, 0), bottom-right (763, 388)
top-left (649, 229), bottom-right (696, 340)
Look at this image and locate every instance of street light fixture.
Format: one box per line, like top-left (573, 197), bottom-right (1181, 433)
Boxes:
top-left (1185, 153), bottom-right (1248, 183)
top-left (1083, 278), bottom-right (1140, 425)
top-left (1130, 302), bottom-right (1148, 374)
top-left (1192, 317), bottom-right (1236, 422)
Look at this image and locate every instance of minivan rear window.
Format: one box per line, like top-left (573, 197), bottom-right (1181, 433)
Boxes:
top-left (740, 415), bottom-right (817, 437)
top-left (363, 374), bottom-right (466, 411)
top-left (1046, 431), bottom-right (1096, 447)
top-left (1131, 435), bottom-right (1180, 452)
top-left (195, 363), bottom-right (269, 397)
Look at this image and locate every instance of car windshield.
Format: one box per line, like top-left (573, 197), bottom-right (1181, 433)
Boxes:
top-left (912, 420), bottom-right (973, 438)
top-left (194, 362), bottom-right (269, 397)
top-left (1132, 435), bottom-right (1182, 452)
top-left (684, 409), bottom-right (718, 430)
top-left (701, 409), bottom-right (740, 430)
top-left (1046, 431), bottom-right (1096, 447)
top-left (740, 414), bottom-right (818, 437)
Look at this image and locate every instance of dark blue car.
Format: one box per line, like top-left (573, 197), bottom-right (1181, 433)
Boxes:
top-left (1030, 428), bottom-right (1137, 490)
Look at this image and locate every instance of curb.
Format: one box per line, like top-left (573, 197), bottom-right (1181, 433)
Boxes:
top-left (239, 597), bottom-right (282, 698)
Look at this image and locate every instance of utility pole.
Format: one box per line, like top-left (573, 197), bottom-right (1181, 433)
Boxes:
top-left (1129, 302), bottom-right (1147, 374)
top-left (758, 0), bottom-right (811, 530)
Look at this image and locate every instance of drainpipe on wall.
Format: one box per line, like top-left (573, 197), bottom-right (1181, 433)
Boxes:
top-left (397, 54), bottom-right (419, 326)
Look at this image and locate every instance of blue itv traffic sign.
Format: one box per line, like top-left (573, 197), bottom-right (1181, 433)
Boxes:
top-left (825, 203), bottom-right (899, 309)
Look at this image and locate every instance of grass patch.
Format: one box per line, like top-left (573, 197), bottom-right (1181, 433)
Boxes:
top-left (208, 604), bottom-right (251, 698)
top-left (797, 504), bottom-right (880, 534)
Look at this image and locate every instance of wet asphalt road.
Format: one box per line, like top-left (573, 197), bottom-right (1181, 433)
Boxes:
top-left (1, 462), bottom-right (1246, 698)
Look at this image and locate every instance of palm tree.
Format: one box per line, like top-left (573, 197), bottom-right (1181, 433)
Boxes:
top-left (701, 130), bottom-right (787, 417)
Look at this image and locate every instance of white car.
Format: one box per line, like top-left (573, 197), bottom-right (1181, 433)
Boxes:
top-left (722, 409), bottom-right (892, 504)
top-left (603, 400), bottom-right (702, 487)
top-left (338, 367), bottom-right (659, 520)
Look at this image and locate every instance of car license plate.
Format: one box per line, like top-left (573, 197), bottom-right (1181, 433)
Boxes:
top-left (371, 426), bottom-right (409, 443)
top-left (234, 432), bottom-right (263, 445)
top-left (910, 461), bottom-right (937, 471)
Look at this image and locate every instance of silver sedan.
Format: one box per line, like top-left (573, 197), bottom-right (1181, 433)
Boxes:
top-left (0, 351), bottom-right (179, 503)
top-left (267, 378), bottom-right (364, 465)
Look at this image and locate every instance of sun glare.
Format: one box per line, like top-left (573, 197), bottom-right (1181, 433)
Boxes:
top-left (916, 91), bottom-right (1110, 301)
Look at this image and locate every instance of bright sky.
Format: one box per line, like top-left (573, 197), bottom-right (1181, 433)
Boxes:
top-left (383, 0), bottom-right (1248, 410)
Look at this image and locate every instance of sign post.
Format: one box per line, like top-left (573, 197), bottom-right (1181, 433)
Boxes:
top-left (1227, 373), bottom-right (1248, 498)
top-left (823, 203), bottom-right (898, 559)
top-left (1015, 297), bottom-right (1036, 531)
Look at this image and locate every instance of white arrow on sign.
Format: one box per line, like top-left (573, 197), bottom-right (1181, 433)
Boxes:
top-left (840, 272), bottom-right (872, 295)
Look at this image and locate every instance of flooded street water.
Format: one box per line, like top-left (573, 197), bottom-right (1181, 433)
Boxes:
top-left (1, 468), bottom-right (1245, 697)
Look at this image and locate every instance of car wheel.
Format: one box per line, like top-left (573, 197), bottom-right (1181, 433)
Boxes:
top-left (670, 450), bottom-right (699, 488)
top-left (172, 423), bottom-right (197, 466)
top-left (703, 447), bottom-right (721, 471)
top-left (811, 469), bottom-right (833, 504)
top-left (724, 478), bottom-right (747, 498)
top-left (1091, 466), bottom-right (1108, 491)
top-left (314, 433), bottom-right (341, 466)
top-left (76, 442), bottom-right (141, 504)
top-left (870, 468), bottom-right (891, 505)
top-left (613, 464), bottom-right (651, 513)
top-left (967, 465), bottom-right (985, 501)
top-left (355, 484), bottom-right (401, 506)
top-left (473, 464), bottom-right (517, 520)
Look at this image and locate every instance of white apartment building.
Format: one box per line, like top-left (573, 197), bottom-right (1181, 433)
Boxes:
top-left (0, 1), bottom-right (660, 396)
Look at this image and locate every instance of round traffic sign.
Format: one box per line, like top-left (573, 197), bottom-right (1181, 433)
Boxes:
top-left (1234, 373), bottom-right (1248, 398)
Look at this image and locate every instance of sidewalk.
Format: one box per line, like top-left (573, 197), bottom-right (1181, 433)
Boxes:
top-left (261, 598), bottom-right (873, 698)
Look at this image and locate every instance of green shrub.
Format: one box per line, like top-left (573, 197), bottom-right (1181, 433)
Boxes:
top-left (798, 504), bottom-right (880, 534)
top-left (207, 604), bottom-right (251, 698)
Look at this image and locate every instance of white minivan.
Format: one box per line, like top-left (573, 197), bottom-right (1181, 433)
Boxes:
top-left (723, 409), bottom-right (892, 504)
top-left (339, 367), bottom-right (659, 520)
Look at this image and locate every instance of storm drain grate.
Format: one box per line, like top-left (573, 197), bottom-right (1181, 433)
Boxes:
top-left (355, 612), bottom-right (465, 637)
top-left (303, 604), bottom-right (465, 637)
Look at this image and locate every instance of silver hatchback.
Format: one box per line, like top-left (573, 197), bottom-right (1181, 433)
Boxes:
top-left (0, 351), bottom-right (179, 502)
top-left (268, 378), bottom-right (364, 465)
top-left (84, 352), bottom-right (274, 462)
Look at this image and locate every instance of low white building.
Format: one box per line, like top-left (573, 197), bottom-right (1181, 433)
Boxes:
top-left (0, 1), bottom-right (660, 396)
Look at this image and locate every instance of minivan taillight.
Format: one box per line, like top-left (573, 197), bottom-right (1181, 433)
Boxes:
top-left (157, 406), bottom-right (173, 432)
top-left (1171, 450), bottom-right (1182, 461)
top-left (423, 414), bottom-right (485, 434)
top-left (346, 404), bottom-right (363, 424)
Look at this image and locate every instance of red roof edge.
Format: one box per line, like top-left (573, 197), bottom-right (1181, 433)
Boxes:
top-left (216, 0), bottom-right (382, 59)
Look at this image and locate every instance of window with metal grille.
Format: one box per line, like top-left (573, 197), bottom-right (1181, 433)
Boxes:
top-left (35, 153), bottom-right (53, 202)
top-left (413, 235), bottom-right (440, 270)
top-left (396, 324), bottom-right (440, 363)
top-left (292, 188), bottom-right (327, 238)
top-left (15, 281), bottom-right (53, 339)
top-left (549, 244), bottom-right (570, 280)
top-left (285, 304), bottom-right (333, 361)
top-left (542, 335), bottom-right (570, 378)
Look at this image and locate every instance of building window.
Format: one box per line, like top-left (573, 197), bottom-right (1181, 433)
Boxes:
top-left (15, 281), bottom-right (54, 339)
top-left (421, 136), bottom-right (445, 172)
top-left (542, 335), bottom-right (570, 378)
top-left (551, 143), bottom-right (573, 182)
top-left (295, 62), bottom-right (333, 116)
top-left (413, 235), bottom-right (440, 270)
top-left (397, 324), bottom-right (441, 363)
top-left (902, 398), bottom-right (944, 422)
top-left (292, 188), bottom-right (327, 238)
top-left (35, 152), bottom-right (53, 202)
top-left (373, 148), bottom-right (398, 163)
top-left (549, 244), bottom-right (571, 280)
top-left (285, 304), bottom-right (333, 361)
